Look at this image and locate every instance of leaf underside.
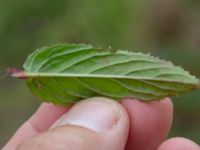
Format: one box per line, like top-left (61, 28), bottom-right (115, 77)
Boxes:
top-left (21, 43), bottom-right (199, 105)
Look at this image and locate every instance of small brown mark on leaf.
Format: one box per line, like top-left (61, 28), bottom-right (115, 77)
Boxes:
top-left (34, 79), bottom-right (43, 90)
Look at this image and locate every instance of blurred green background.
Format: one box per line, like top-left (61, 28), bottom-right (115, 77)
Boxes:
top-left (0, 0), bottom-right (200, 147)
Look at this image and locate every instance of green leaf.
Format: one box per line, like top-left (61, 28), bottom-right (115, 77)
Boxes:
top-left (12, 43), bottom-right (200, 105)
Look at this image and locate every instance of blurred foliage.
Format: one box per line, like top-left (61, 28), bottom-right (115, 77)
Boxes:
top-left (0, 0), bottom-right (199, 147)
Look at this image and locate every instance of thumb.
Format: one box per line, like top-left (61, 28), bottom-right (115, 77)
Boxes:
top-left (16, 97), bottom-right (129, 150)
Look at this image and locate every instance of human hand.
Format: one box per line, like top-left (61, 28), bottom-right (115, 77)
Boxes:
top-left (3, 97), bottom-right (200, 150)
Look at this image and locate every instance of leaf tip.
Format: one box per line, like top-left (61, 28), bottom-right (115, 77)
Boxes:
top-left (7, 67), bottom-right (27, 79)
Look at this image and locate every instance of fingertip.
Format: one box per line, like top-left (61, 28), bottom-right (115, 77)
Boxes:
top-left (158, 137), bottom-right (200, 150)
top-left (52, 97), bottom-right (130, 150)
top-left (52, 97), bottom-right (129, 146)
top-left (121, 98), bottom-right (173, 150)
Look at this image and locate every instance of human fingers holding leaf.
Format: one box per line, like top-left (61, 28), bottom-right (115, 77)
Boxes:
top-left (3, 44), bottom-right (200, 149)
top-left (3, 97), bottom-right (200, 150)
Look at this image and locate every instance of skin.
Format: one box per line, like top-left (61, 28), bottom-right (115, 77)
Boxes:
top-left (2, 97), bottom-right (200, 150)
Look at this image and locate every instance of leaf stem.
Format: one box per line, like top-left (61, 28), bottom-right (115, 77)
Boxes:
top-left (7, 67), bottom-right (27, 79)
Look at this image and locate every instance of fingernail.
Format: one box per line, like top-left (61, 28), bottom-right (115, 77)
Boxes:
top-left (51, 98), bottom-right (120, 132)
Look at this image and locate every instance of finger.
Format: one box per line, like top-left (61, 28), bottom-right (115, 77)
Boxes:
top-left (158, 137), bottom-right (200, 150)
top-left (29, 103), bottom-right (70, 131)
top-left (121, 98), bottom-right (173, 150)
top-left (16, 97), bottom-right (129, 150)
top-left (3, 103), bottom-right (70, 150)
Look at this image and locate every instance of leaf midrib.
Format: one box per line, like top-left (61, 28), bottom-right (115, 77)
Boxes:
top-left (25, 72), bottom-right (199, 85)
